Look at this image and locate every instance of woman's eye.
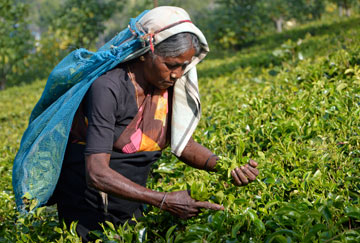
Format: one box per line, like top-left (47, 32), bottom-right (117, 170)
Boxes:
top-left (166, 63), bottom-right (177, 69)
top-left (165, 63), bottom-right (188, 70)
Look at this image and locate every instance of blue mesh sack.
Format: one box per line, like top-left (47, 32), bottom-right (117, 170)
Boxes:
top-left (12, 10), bottom-right (150, 210)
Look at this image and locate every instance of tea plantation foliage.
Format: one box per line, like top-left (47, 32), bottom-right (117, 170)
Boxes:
top-left (1, 16), bottom-right (360, 242)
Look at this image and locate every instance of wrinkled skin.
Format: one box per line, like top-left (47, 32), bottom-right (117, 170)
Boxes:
top-left (159, 160), bottom-right (259, 219)
top-left (86, 48), bottom-right (260, 220)
top-left (129, 48), bottom-right (195, 91)
top-left (231, 159), bottom-right (259, 186)
top-left (144, 49), bottom-right (194, 89)
top-left (180, 137), bottom-right (260, 187)
top-left (162, 191), bottom-right (224, 219)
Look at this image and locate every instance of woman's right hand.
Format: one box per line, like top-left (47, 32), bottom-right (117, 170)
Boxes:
top-left (231, 159), bottom-right (259, 186)
top-left (160, 190), bottom-right (224, 219)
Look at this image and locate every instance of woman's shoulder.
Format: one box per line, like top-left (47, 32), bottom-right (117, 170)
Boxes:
top-left (91, 65), bottom-right (132, 93)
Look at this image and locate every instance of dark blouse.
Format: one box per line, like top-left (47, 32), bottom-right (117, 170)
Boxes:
top-left (53, 65), bottom-right (163, 239)
top-left (67, 64), bottom-right (162, 160)
top-left (84, 65), bottom-right (138, 154)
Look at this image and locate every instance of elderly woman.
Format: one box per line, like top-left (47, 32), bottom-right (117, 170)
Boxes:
top-left (13, 6), bottom-right (259, 241)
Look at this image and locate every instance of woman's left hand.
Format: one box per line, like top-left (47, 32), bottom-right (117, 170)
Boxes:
top-left (231, 159), bottom-right (259, 186)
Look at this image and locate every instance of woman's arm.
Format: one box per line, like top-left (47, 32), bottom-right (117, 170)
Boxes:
top-left (85, 153), bottom-right (224, 219)
top-left (85, 153), bottom-right (164, 206)
top-left (178, 137), bottom-right (218, 171)
top-left (179, 137), bottom-right (260, 186)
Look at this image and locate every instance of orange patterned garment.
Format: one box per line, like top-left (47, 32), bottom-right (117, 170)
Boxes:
top-left (114, 88), bottom-right (170, 153)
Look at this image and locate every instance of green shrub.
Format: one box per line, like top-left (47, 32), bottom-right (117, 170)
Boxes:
top-left (1, 15), bottom-right (360, 242)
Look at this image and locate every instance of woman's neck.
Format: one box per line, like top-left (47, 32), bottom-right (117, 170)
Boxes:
top-left (127, 61), bottom-right (152, 94)
top-left (127, 61), bottom-right (153, 108)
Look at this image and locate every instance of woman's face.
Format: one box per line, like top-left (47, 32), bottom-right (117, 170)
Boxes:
top-left (143, 47), bottom-right (196, 90)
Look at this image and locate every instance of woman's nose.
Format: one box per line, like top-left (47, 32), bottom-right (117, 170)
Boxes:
top-left (172, 67), bottom-right (184, 79)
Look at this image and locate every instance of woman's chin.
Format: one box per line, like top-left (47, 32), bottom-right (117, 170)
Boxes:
top-left (158, 82), bottom-right (174, 89)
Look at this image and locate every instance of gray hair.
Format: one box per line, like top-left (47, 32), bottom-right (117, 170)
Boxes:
top-left (154, 32), bottom-right (201, 57)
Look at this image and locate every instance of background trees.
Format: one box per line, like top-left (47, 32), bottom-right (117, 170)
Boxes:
top-left (0, 0), bottom-right (359, 89)
top-left (330, 0), bottom-right (359, 16)
top-left (48, 0), bottom-right (121, 49)
top-left (0, 0), bottom-right (34, 90)
top-left (1, 0), bottom-right (360, 241)
top-left (1, 7), bottom-right (360, 241)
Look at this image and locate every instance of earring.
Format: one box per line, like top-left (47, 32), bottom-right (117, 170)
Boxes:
top-left (139, 56), bottom-right (145, 61)
top-left (171, 73), bottom-right (177, 79)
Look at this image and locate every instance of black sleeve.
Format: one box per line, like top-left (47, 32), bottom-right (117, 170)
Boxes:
top-left (84, 76), bottom-right (119, 155)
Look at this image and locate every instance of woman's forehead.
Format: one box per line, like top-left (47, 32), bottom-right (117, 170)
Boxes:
top-left (159, 48), bottom-right (195, 64)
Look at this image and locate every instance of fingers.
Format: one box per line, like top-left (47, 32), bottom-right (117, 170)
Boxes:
top-left (177, 210), bottom-right (199, 219)
top-left (164, 191), bottom-right (224, 219)
top-left (234, 167), bottom-right (249, 185)
top-left (194, 201), bottom-right (224, 211)
top-left (245, 163), bottom-right (259, 176)
top-left (186, 213), bottom-right (199, 218)
top-left (231, 161), bottom-right (259, 186)
top-left (241, 165), bottom-right (257, 181)
top-left (231, 169), bottom-right (242, 186)
top-left (248, 159), bottom-right (258, 167)
top-left (186, 207), bottom-right (200, 214)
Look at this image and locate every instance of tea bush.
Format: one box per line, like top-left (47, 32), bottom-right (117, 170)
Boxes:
top-left (0, 16), bottom-right (359, 242)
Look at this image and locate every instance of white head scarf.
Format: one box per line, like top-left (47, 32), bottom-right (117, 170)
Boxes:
top-left (125, 6), bottom-right (209, 156)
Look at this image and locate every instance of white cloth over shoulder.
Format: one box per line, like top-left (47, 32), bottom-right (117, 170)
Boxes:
top-left (131, 6), bottom-right (209, 156)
